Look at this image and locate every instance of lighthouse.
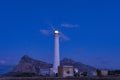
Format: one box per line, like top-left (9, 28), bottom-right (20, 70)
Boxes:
top-left (53, 30), bottom-right (60, 74)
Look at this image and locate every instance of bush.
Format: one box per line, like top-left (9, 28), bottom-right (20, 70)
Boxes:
top-left (15, 73), bottom-right (36, 77)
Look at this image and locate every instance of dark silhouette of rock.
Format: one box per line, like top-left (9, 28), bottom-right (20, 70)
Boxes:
top-left (12, 55), bottom-right (52, 74)
top-left (11, 55), bottom-right (96, 74)
top-left (61, 58), bottom-right (96, 72)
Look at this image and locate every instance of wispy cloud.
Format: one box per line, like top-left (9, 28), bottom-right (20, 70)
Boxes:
top-left (40, 29), bottom-right (50, 35)
top-left (60, 32), bottom-right (70, 41)
top-left (61, 23), bottom-right (79, 28)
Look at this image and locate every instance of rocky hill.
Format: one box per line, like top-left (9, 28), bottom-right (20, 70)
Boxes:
top-left (11, 55), bottom-right (96, 74)
top-left (61, 58), bottom-right (96, 72)
top-left (11, 55), bottom-right (52, 74)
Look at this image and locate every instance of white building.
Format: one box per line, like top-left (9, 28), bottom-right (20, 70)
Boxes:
top-left (53, 30), bottom-right (60, 74)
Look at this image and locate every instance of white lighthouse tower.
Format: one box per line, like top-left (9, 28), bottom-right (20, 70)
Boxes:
top-left (53, 30), bottom-right (60, 74)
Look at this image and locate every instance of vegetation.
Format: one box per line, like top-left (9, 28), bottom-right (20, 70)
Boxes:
top-left (15, 73), bottom-right (36, 77)
top-left (96, 69), bottom-right (101, 76)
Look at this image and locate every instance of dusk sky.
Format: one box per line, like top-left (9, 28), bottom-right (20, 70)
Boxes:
top-left (0, 0), bottom-right (120, 69)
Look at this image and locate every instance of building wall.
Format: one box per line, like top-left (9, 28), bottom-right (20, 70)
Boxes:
top-left (58, 66), bottom-right (74, 77)
top-left (101, 70), bottom-right (108, 76)
top-left (63, 67), bottom-right (73, 77)
top-left (39, 69), bottom-right (50, 76)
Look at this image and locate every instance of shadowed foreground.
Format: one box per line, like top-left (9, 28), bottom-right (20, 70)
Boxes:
top-left (0, 77), bottom-right (120, 80)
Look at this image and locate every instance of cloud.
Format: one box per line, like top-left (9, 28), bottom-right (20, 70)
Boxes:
top-left (60, 32), bottom-right (70, 41)
top-left (0, 60), bottom-right (6, 64)
top-left (61, 23), bottom-right (79, 28)
top-left (40, 29), bottom-right (50, 35)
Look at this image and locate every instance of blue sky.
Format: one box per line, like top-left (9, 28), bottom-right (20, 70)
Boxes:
top-left (0, 0), bottom-right (120, 69)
